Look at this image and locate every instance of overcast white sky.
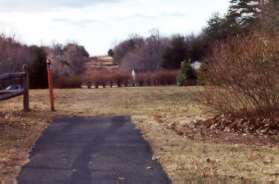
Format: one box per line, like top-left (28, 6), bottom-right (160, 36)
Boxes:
top-left (0, 0), bottom-right (230, 56)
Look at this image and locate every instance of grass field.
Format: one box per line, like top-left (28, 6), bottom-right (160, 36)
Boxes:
top-left (1, 87), bottom-right (279, 183)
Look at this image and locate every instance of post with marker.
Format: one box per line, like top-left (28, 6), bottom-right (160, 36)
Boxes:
top-left (47, 58), bottom-right (55, 111)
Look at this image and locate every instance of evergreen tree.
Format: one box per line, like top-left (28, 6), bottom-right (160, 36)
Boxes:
top-left (203, 0), bottom-right (263, 44)
top-left (204, 13), bottom-right (231, 41)
top-left (29, 46), bottom-right (48, 89)
top-left (108, 49), bottom-right (114, 57)
top-left (176, 61), bottom-right (197, 86)
top-left (203, 12), bottom-right (242, 45)
top-left (228, 0), bottom-right (261, 28)
top-left (162, 35), bottom-right (188, 70)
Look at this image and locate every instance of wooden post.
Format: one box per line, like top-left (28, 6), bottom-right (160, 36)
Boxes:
top-left (23, 65), bottom-right (30, 112)
top-left (47, 58), bottom-right (55, 111)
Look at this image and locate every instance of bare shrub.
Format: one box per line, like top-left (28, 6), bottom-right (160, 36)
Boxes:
top-left (260, 0), bottom-right (279, 33)
top-left (113, 35), bottom-right (145, 65)
top-left (136, 70), bottom-right (178, 86)
top-left (113, 32), bottom-right (170, 72)
top-left (120, 38), bottom-right (170, 72)
top-left (84, 70), bottom-right (106, 88)
top-left (200, 32), bottom-right (279, 113)
top-left (112, 70), bottom-right (131, 87)
top-left (54, 75), bottom-right (82, 89)
top-left (83, 69), bottom-right (177, 87)
top-left (156, 70), bottom-right (178, 85)
top-left (83, 70), bottom-right (131, 88)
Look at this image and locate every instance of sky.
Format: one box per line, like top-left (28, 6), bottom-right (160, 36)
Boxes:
top-left (0, 0), bottom-right (230, 56)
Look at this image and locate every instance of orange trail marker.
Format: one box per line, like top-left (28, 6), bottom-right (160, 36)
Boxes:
top-left (47, 58), bottom-right (55, 111)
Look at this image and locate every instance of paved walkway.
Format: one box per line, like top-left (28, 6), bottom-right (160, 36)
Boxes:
top-left (17, 116), bottom-right (170, 184)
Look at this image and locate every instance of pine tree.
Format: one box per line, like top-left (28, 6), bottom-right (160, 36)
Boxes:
top-left (162, 35), bottom-right (188, 70)
top-left (176, 61), bottom-right (197, 86)
top-left (228, 0), bottom-right (262, 28)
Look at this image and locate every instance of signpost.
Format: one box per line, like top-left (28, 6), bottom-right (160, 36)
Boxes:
top-left (47, 58), bottom-right (55, 111)
top-left (132, 69), bottom-right (136, 86)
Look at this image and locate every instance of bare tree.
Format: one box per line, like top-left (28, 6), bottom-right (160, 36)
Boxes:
top-left (116, 32), bottom-right (170, 72)
top-left (63, 43), bottom-right (90, 75)
top-left (0, 34), bottom-right (32, 74)
top-left (112, 35), bottom-right (144, 65)
top-left (47, 43), bottom-right (90, 78)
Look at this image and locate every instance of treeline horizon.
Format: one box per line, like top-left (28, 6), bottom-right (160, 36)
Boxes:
top-left (110, 0), bottom-right (278, 72)
top-left (0, 0), bottom-right (278, 89)
top-left (0, 35), bottom-right (90, 88)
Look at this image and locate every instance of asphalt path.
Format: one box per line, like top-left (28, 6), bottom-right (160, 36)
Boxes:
top-left (17, 116), bottom-right (170, 184)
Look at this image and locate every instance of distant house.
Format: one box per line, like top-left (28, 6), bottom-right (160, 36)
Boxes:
top-left (85, 55), bottom-right (119, 74)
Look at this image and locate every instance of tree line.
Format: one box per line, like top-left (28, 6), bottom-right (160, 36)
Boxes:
top-left (0, 35), bottom-right (90, 89)
top-left (110, 0), bottom-right (279, 73)
top-left (0, 0), bottom-right (278, 89)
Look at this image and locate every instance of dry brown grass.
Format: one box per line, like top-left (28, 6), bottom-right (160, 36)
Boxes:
top-left (0, 109), bottom-right (52, 183)
top-left (1, 87), bottom-right (279, 183)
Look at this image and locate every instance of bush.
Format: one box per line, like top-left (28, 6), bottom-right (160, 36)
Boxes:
top-left (200, 32), bottom-right (279, 113)
top-left (83, 69), bottom-right (178, 87)
top-left (176, 72), bottom-right (186, 87)
top-left (83, 70), bottom-right (131, 88)
top-left (54, 75), bottom-right (82, 89)
top-left (157, 70), bottom-right (178, 85)
top-left (136, 70), bottom-right (178, 86)
top-left (177, 61), bottom-right (197, 86)
top-left (259, 0), bottom-right (279, 33)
